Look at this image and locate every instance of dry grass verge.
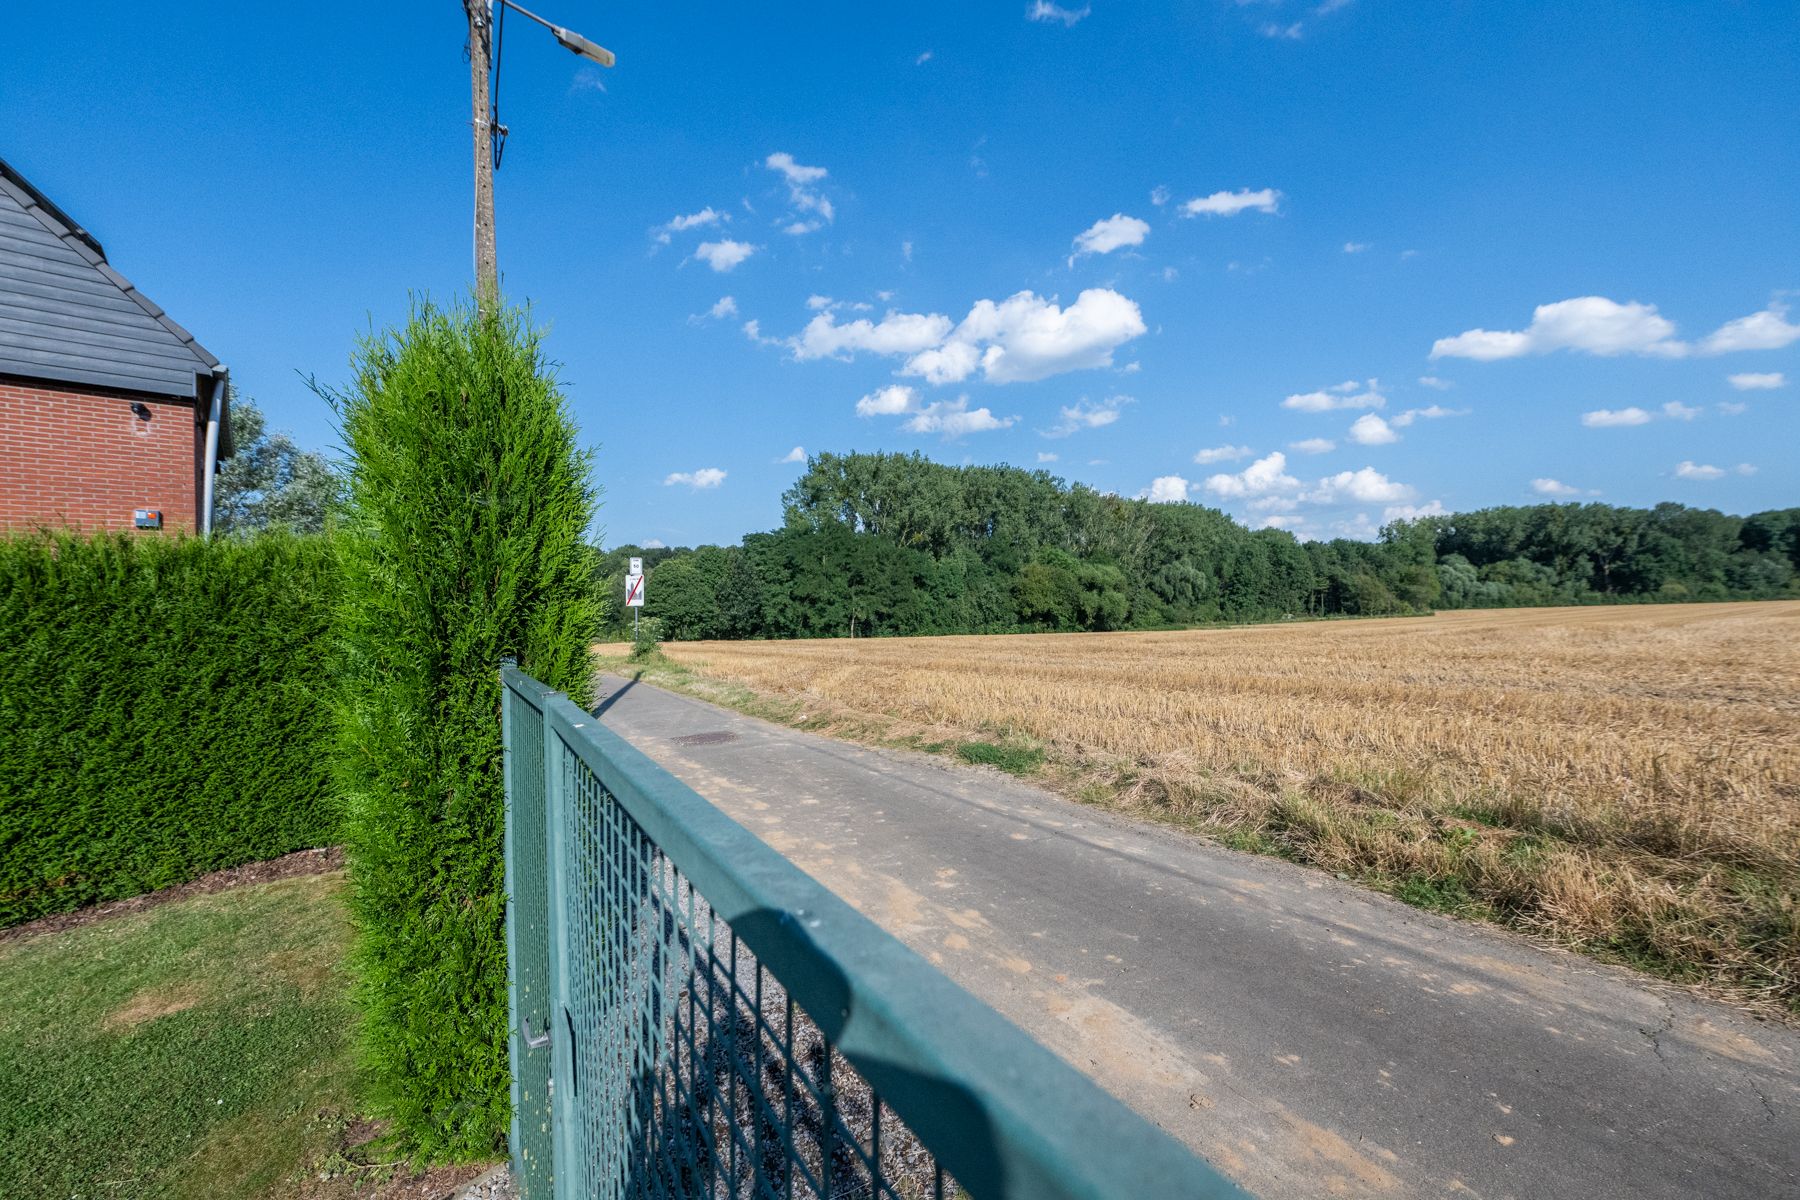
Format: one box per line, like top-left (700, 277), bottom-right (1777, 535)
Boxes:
top-left (604, 602), bottom-right (1800, 1018)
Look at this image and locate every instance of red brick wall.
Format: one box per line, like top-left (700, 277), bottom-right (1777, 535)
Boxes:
top-left (0, 375), bottom-right (202, 534)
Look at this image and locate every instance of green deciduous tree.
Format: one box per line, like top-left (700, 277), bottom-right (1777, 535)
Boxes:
top-left (647, 457), bottom-right (1792, 642)
top-left (212, 391), bottom-right (342, 535)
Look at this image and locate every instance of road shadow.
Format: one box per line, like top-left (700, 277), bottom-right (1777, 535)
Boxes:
top-left (590, 675), bottom-right (637, 720)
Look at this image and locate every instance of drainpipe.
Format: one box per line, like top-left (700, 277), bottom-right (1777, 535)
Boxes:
top-left (201, 368), bottom-right (227, 536)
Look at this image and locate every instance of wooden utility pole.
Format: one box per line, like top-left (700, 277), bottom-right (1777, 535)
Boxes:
top-left (466, 0), bottom-right (498, 305)
top-left (461, 0), bottom-right (612, 309)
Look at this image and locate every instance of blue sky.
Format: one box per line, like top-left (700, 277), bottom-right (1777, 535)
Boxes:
top-left (5, 1), bottom-right (1796, 547)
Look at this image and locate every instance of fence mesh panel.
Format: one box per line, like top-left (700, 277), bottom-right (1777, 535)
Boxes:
top-left (506, 664), bottom-right (1243, 1200)
top-left (505, 683), bottom-right (554, 1199)
top-left (557, 743), bottom-right (957, 1200)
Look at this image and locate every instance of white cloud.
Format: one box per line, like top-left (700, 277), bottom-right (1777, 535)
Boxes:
top-left (1257, 514), bottom-right (1302, 530)
top-left (706, 296), bottom-right (737, 320)
top-left (806, 295), bottom-right (834, 310)
top-left (1201, 460), bottom-right (1427, 527)
top-left (1194, 444), bottom-right (1253, 465)
top-left (1195, 460), bottom-right (1432, 525)
top-left (1045, 394), bottom-right (1132, 437)
top-left (1701, 304), bottom-right (1800, 354)
top-left (1417, 375), bottom-right (1453, 390)
top-left (1027, 1), bottom-right (1091, 26)
top-left (794, 310), bottom-right (954, 360)
top-left (1383, 500), bottom-right (1446, 522)
top-left (1389, 404), bottom-right (1465, 427)
top-left (1432, 296), bottom-right (1686, 360)
top-left (855, 384), bottom-right (921, 417)
top-left (1260, 22), bottom-right (1303, 39)
top-left (1671, 460), bottom-right (1754, 481)
top-left (1203, 451), bottom-right (1301, 499)
top-left (1143, 475), bottom-right (1191, 504)
top-left (1037, 451), bottom-right (1060, 463)
top-left (905, 341), bottom-right (984, 385)
top-left (780, 446), bottom-right (806, 463)
top-left (903, 397), bottom-right (1016, 437)
top-left (1347, 413), bottom-right (1399, 445)
top-left (1531, 478), bottom-right (1581, 496)
top-left (1180, 188), bottom-right (1282, 218)
top-left (1580, 402), bottom-right (1701, 428)
top-left (640, 538), bottom-right (666, 549)
top-left (693, 240), bottom-right (757, 272)
top-left (664, 467), bottom-right (727, 489)
top-left (1150, 185), bottom-right (1170, 207)
top-left (1343, 242), bottom-right (1369, 254)
top-left (654, 207), bottom-right (724, 243)
top-left (1282, 383), bottom-right (1385, 412)
top-left (915, 50), bottom-right (933, 65)
top-left (765, 152), bottom-right (827, 186)
top-left (1581, 406), bottom-right (1653, 428)
top-left (1288, 437), bottom-right (1335, 455)
top-left (904, 288), bottom-right (1147, 384)
top-left (1433, 298), bottom-right (1800, 360)
top-left (1072, 214), bottom-right (1150, 258)
top-left (1718, 400), bottom-right (1748, 415)
top-left (1728, 371), bottom-right (1786, 390)
top-left (1306, 467), bottom-right (1415, 505)
top-left (783, 220), bottom-right (821, 236)
top-left (764, 152), bottom-right (833, 224)
top-left (781, 289), bottom-right (1145, 386)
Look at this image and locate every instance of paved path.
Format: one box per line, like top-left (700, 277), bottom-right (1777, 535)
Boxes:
top-left (592, 675), bottom-right (1798, 1200)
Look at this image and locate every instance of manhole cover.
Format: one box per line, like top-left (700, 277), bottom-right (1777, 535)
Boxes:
top-left (671, 730), bottom-right (738, 747)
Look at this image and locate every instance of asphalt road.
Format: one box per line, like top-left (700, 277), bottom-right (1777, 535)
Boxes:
top-left (591, 674), bottom-right (1798, 1200)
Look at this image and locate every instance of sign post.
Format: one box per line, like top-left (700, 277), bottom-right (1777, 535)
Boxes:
top-left (625, 561), bottom-right (645, 642)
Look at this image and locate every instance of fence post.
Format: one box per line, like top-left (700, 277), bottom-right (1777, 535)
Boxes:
top-left (543, 702), bottom-right (584, 1199)
top-left (501, 661), bottom-right (555, 1198)
top-left (501, 661), bottom-right (524, 1179)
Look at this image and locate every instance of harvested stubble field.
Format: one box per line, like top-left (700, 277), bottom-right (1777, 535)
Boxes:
top-left (632, 602), bottom-right (1800, 1014)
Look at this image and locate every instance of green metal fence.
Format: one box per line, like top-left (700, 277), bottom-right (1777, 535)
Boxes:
top-left (502, 661), bottom-right (1249, 1200)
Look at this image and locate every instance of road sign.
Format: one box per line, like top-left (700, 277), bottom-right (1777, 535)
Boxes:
top-left (628, 556), bottom-right (643, 576)
top-left (625, 572), bottom-right (645, 608)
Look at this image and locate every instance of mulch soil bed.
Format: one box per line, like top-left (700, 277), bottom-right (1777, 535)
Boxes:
top-left (0, 846), bottom-right (346, 945)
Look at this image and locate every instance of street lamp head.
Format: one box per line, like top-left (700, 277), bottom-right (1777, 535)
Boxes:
top-left (554, 27), bottom-right (615, 67)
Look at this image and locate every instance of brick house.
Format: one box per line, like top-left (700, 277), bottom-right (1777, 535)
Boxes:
top-left (0, 155), bottom-right (231, 535)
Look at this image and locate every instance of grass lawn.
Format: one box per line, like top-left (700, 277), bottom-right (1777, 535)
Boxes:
top-left (0, 870), bottom-right (490, 1199)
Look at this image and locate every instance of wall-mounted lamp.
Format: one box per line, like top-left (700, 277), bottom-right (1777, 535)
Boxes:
top-left (130, 401), bottom-right (152, 420)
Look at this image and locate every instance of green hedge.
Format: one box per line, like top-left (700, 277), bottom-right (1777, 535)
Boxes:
top-left (0, 530), bottom-right (338, 926)
top-left (328, 298), bottom-right (599, 1158)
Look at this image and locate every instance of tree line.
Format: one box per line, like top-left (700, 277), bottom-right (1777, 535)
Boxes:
top-left (594, 452), bottom-right (1799, 641)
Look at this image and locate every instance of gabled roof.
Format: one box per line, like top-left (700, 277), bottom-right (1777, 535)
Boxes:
top-left (0, 155), bottom-right (219, 399)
